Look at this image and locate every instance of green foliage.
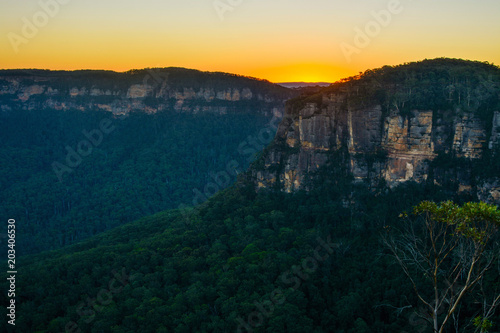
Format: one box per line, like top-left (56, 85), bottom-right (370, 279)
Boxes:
top-left (412, 200), bottom-right (500, 242)
top-left (8, 178), bottom-right (498, 332)
top-left (391, 200), bottom-right (500, 332)
top-left (473, 316), bottom-right (494, 332)
top-left (287, 58), bottom-right (500, 122)
top-left (287, 92), bottom-right (324, 115)
top-left (0, 106), bottom-right (278, 255)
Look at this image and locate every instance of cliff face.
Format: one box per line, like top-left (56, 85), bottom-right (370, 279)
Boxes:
top-left (0, 68), bottom-right (294, 116)
top-left (252, 60), bottom-right (500, 204)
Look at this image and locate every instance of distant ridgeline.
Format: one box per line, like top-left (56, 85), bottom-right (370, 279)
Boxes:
top-left (0, 67), bottom-right (293, 114)
top-left (250, 58), bottom-right (500, 204)
top-left (0, 67), bottom-right (297, 255)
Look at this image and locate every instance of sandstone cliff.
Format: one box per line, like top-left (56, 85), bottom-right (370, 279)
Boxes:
top-left (0, 68), bottom-right (294, 116)
top-left (251, 59), bottom-right (500, 204)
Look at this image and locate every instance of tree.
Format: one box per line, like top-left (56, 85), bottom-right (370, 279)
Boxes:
top-left (384, 201), bottom-right (500, 333)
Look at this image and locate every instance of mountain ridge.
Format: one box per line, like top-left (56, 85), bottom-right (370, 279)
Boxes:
top-left (250, 58), bottom-right (500, 204)
top-left (0, 67), bottom-right (294, 115)
top-left (276, 82), bottom-right (332, 89)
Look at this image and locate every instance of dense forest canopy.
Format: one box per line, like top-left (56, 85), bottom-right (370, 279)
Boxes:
top-left (289, 58), bottom-right (500, 121)
top-left (8, 177), bottom-right (499, 332)
top-left (0, 67), bottom-right (292, 98)
top-left (0, 67), bottom-right (295, 255)
top-left (2, 59), bottom-right (500, 332)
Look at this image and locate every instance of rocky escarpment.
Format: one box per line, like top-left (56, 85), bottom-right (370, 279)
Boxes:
top-left (0, 68), bottom-right (295, 116)
top-left (252, 59), bottom-right (500, 204)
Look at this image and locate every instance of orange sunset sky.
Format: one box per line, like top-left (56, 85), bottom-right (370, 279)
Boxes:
top-left (1, 0), bottom-right (499, 83)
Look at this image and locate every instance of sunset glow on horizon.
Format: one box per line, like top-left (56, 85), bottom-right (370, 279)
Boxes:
top-left (1, 0), bottom-right (499, 83)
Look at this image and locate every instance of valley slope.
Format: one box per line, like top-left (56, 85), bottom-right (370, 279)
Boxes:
top-left (0, 68), bottom-right (295, 254)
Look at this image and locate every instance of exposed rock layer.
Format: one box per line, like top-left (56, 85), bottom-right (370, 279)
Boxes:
top-left (0, 69), bottom-right (294, 116)
top-left (253, 93), bottom-right (500, 204)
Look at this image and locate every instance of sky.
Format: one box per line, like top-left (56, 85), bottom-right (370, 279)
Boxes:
top-left (1, 0), bottom-right (499, 83)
